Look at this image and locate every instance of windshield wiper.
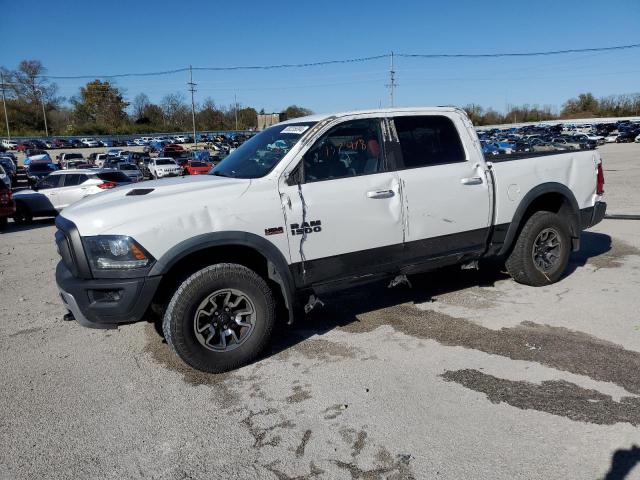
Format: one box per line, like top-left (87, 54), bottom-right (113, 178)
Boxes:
top-left (212, 171), bottom-right (233, 178)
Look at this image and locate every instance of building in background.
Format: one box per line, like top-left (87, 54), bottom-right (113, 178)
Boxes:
top-left (257, 113), bottom-right (282, 130)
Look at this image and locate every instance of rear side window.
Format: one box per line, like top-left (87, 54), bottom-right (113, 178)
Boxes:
top-left (394, 115), bottom-right (466, 168)
top-left (62, 174), bottom-right (88, 186)
top-left (97, 171), bottom-right (131, 183)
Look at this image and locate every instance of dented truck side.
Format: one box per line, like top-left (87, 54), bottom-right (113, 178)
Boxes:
top-left (55, 107), bottom-right (606, 372)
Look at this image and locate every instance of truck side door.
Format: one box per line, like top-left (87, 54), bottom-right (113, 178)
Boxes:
top-left (280, 118), bottom-right (404, 287)
top-left (390, 114), bottom-right (491, 261)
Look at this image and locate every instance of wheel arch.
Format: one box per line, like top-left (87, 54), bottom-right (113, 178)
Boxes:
top-left (149, 231), bottom-right (297, 324)
top-left (498, 182), bottom-right (581, 256)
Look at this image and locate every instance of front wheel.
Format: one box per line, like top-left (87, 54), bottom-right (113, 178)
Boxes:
top-left (162, 263), bottom-right (276, 373)
top-left (505, 211), bottom-right (571, 286)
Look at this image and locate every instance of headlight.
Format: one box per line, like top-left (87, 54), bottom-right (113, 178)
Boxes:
top-left (83, 235), bottom-right (154, 270)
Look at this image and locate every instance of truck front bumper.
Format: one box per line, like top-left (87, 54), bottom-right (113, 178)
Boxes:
top-left (580, 201), bottom-right (607, 230)
top-left (56, 261), bottom-right (162, 329)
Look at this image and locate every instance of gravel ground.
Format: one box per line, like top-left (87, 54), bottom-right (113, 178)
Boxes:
top-left (1, 144), bottom-right (639, 479)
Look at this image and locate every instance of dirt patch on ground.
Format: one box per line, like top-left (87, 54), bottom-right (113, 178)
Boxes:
top-left (287, 385), bottom-right (312, 404)
top-left (273, 336), bottom-right (362, 363)
top-left (442, 369), bottom-right (640, 426)
top-left (339, 304), bottom-right (640, 395)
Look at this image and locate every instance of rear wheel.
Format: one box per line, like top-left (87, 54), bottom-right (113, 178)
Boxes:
top-left (0, 216), bottom-right (7, 231)
top-left (162, 263), bottom-right (276, 373)
top-left (13, 202), bottom-right (32, 225)
top-left (505, 211), bottom-right (571, 286)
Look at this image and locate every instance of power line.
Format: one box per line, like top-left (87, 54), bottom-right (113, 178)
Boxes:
top-left (34, 42), bottom-right (640, 80)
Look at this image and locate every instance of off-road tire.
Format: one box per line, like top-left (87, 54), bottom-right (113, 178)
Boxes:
top-left (162, 263), bottom-right (276, 373)
top-left (505, 211), bottom-right (571, 286)
top-left (13, 202), bottom-right (33, 225)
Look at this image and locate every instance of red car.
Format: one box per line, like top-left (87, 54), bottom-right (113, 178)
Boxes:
top-left (182, 160), bottom-right (211, 175)
top-left (164, 143), bottom-right (184, 152)
top-left (16, 141), bottom-right (35, 152)
top-left (0, 182), bottom-right (16, 230)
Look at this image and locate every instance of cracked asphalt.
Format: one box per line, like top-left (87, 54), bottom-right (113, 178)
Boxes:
top-left (1, 143), bottom-right (640, 479)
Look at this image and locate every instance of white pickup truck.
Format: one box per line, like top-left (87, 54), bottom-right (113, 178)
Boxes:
top-left (55, 107), bottom-right (606, 373)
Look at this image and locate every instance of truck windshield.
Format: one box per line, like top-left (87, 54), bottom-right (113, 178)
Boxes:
top-left (211, 122), bottom-right (316, 178)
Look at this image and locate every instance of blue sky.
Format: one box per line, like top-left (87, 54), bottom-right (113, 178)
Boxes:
top-left (1, 0), bottom-right (639, 115)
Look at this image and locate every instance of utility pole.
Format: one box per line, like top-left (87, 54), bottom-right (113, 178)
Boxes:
top-left (386, 51), bottom-right (397, 108)
top-left (0, 72), bottom-right (10, 140)
top-left (234, 93), bottom-right (238, 131)
top-left (188, 65), bottom-right (198, 148)
top-left (35, 88), bottom-right (48, 137)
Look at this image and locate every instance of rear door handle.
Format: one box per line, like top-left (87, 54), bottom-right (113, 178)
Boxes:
top-left (367, 189), bottom-right (395, 199)
top-left (461, 177), bottom-right (483, 185)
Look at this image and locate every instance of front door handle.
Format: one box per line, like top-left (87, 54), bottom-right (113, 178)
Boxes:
top-left (461, 177), bottom-right (483, 185)
top-left (367, 189), bottom-right (395, 199)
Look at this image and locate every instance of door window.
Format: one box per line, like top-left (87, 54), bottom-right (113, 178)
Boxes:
top-left (394, 116), bottom-right (466, 168)
top-left (36, 175), bottom-right (63, 189)
top-left (303, 119), bottom-right (384, 183)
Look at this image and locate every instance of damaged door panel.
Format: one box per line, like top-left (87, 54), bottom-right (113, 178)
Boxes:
top-left (279, 117), bottom-right (404, 286)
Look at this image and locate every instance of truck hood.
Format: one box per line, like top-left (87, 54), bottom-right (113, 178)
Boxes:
top-left (60, 175), bottom-right (251, 236)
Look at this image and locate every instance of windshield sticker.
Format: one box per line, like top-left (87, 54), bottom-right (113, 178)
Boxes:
top-left (281, 125), bottom-right (309, 135)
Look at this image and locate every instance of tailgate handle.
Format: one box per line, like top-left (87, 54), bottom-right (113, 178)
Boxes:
top-left (461, 177), bottom-right (483, 185)
top-left (367, 189), bottom-right (395, 199)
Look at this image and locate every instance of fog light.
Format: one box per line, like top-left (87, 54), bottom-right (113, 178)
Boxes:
top-left (89, 289), bottom-right (122, 303)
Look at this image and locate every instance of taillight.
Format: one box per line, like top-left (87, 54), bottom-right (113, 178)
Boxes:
top-left (0, 191), bottom-right (9, 205)
top-left (596, 163), bottom-right (605, 195)
top-left (97, 181), bottom-right (117, 189)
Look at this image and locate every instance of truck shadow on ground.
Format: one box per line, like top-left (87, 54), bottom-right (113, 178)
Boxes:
top-left (0, 218), bottom-right (55, 233)
top-left (272, 231), bottom-right (617, 353)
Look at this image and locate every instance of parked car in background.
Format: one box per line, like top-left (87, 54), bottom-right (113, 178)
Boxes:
top-left (0, 157), bottom-right (18, 185)
top-left (182, 160), bottom-right (211, 176)
top-left (0, 165), bottom-right (11, 189)
top-left (69, 139), bottom-right (83, 148)
top-left (604, 133), bottom-right (619, 143)
top-left (616, 131), bottom-right (638, 143)
top-left (52, 138), bottom-right (72, 149)
top-left (0, 181), bottom-right (15, 230)
top-left (116, 163), bottom-right (143, 182)
top-left (80, 138), bottom-right (100, 147)
top-left (24, 153), bottom-right (53, 166)
top-left (59, 153), bottom-right (85, 169)
top-left (16, 141), bottom-right (36, 152)
top-left (148, 157), bottom-right (181, 179)
top-left (13, 169), bottom-right (133, 224)
top-left (1, 139), bottom-right (18, 150)
top-left (25, 161), bottom-right (59, 187)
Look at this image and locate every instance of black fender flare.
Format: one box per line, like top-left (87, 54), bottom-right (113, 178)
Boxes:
top-left (498, 182), bottom-right (581, 256)
top-left (149, 231), bottom-right (297, 323)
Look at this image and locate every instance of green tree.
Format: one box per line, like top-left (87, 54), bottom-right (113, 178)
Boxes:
top-left (72, 80), bottom-right (129, 132)
top-left (1, 60), bottom-right (61, 134)
top-left (283, 105), bottom-right (313, 119)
